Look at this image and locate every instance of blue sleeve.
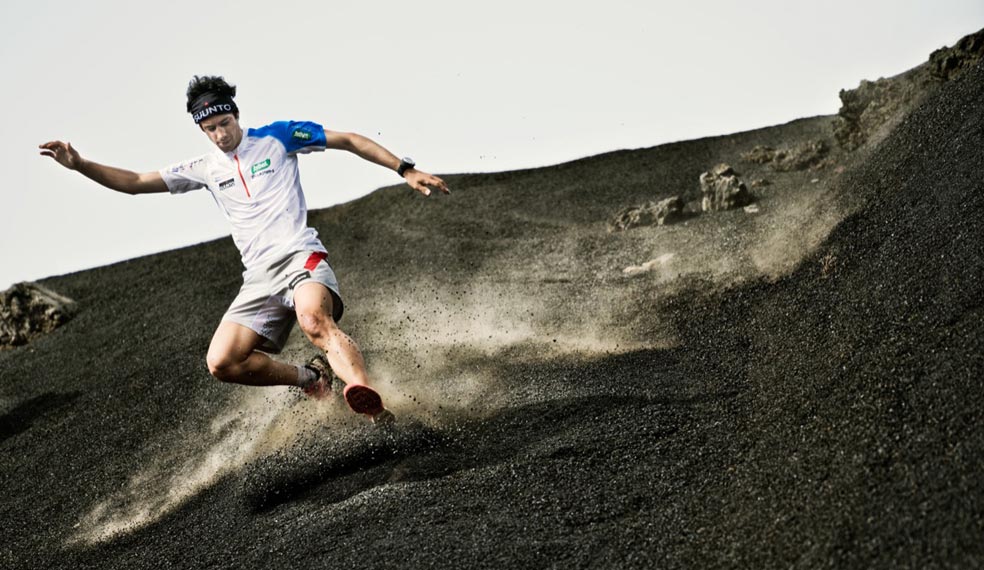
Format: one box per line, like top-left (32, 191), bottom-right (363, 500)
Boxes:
top-left (251, 121), bottom-right (327, 155)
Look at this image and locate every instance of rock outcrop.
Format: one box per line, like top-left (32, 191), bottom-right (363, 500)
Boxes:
top-left (832, 70), bottom-right (930, 150)
top-left (0, 282), bottom-right (77, 349)
top-left (741, 141), bottom-right (830, 171)
top-left (609, 196), bottom-right (685, 231)
top-left (700, 164), bottom-right (751, 212)
top-left (929, 28), bottom-right (984, 81)
top-left (834, 27), bottom-right (984, 150)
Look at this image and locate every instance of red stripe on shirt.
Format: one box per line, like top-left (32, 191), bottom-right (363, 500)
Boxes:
top-left (233, 154), bottom-right (251, 198)
top-left (304, 251), bottom-right (328, 271)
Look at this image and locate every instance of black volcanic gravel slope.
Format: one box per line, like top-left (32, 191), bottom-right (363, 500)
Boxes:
top-left (664, 60), bottom-right (984, 567)
top-left (1, 60), bottom-right (982, 569)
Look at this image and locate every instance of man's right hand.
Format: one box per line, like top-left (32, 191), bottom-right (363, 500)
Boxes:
top-left (39, 141), bottom-right (83, 170)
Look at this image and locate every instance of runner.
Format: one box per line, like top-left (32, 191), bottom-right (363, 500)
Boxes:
top-left (39, 75), bottom-right (449, 424)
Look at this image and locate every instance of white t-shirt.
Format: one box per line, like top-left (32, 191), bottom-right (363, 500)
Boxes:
top-left (159, 120), bottom-right (328, 271)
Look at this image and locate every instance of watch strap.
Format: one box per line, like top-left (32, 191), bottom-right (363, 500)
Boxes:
top-left (397, 158), bottom-right (415, 177)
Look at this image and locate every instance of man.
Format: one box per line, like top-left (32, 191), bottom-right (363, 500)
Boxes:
top-left (39, 75), bottom-right (448, 424)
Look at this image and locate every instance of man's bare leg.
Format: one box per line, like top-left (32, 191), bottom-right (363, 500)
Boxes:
top-left (206, 321), bottom-right (301, 387)
top-left (293, 282), bottom-right (389, 419)
top-left (293, 282), bottom-right (372, 388)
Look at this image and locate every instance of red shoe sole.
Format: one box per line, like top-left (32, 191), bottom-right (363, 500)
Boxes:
top-left (343, 384), bottom-right (384, 416)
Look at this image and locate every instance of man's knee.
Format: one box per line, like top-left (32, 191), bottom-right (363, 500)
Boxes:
top-left (207, 321), bottom-right (265, 383)
top-left (294, 282), bottom-right (339, 341)
top-left (206, 350), bottom-right (242, 382)
top-left (297, 310), bottom-right (337, 342)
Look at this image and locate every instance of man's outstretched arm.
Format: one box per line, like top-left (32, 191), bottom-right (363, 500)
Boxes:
top-left (322, 130), bottom-right (449, 196)
top-left (39, 141), bottom-right (168, 195)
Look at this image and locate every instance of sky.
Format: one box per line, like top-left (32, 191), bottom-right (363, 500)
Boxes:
top-left (2, 0), bottom-right (982, 290)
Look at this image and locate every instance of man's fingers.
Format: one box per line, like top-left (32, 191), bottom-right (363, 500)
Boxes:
top-left (39, 141), bottom-right (69, 156)
top-left (407, 172), bottom-right (449, 196)
top-left (430, 176), bottom-right (450, 194)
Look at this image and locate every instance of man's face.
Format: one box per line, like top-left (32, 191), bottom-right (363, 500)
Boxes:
top-left (199, 113), bottom-right (242, 152)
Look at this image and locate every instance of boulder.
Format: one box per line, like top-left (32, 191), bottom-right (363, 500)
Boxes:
top-left (0, 282), bottom-right (77, 349)
top-left (609, 196), bottom-right (685, 231)
top-left (700, 164), bottom-right (751, 212)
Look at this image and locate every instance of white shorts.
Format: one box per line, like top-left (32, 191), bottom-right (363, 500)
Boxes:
top-left (222, 250), bottom-right (344, 354)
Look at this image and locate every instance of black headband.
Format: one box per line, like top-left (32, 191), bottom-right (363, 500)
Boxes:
top-left (190, 92), bottom-right (239, 124)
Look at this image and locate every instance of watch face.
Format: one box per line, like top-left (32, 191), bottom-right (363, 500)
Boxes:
top-left (403, 157), bottom-right (415, 167)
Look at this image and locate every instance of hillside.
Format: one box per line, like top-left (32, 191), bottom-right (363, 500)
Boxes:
top-left (2, 37), bottom-right (983, 569)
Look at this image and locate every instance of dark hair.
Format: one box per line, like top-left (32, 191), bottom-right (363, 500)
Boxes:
top-left (185, 75), bottom-right (237, 113)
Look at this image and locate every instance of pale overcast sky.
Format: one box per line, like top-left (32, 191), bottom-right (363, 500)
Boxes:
top-left (2, 0), bottom-right (982, 289)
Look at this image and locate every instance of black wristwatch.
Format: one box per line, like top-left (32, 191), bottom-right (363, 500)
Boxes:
top-left (397, 157), bottom-right (416, 177)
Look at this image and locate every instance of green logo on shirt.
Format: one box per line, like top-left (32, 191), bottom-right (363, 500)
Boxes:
top-left (251, 159), bottom-right (271, 175)
top-left (292, 128), bottom-right (312, 141)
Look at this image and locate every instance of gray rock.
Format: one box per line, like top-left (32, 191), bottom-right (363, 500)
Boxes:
top-left (831, 29), bottom-right (984, 151)
top-left (741, 141), bottom-right (830, 171)
top-left (0, 282), bottom-right (77, 348)
top-left (929, 28), bottom-right (984, 81)
top-left (609, 196), bottom-right (685, 231)
top-left (653, 196), bottom-right (685, 225)
top-left (700, 164), bottom-right (751, 212)
top-left (833, 73), bottom-right (929, 150)
top-left (742, 146), bottom-right (776, 165)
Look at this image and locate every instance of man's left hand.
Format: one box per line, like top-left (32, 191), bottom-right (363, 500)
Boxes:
top-left (405, 169), bottom-right (450, 197)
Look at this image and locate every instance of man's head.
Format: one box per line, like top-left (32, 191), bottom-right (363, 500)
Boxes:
top-left (186, 75), bottom-right (242, 152)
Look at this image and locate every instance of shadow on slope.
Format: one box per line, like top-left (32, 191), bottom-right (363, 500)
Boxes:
top-left (0, 391), bottom-right (81, 443)
top-left (242, 343), bottom-right (738, 515)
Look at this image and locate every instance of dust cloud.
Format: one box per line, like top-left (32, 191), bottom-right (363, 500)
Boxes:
top-left (747, 189), bottom-right (848, 280)
top-left (70, 386), bottom-right (340, 545)
top-left (353, 275), bottom-right (662, 419)
top-left (69, 272), bottom-right (651, 545)
top-left (618, 184), bottom-right (851, 290)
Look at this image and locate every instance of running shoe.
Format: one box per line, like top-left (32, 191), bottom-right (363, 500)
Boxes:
top-left (300, 354), bottom-right (331, 399)
top-left (343, 383), bottom-right (385, 416)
